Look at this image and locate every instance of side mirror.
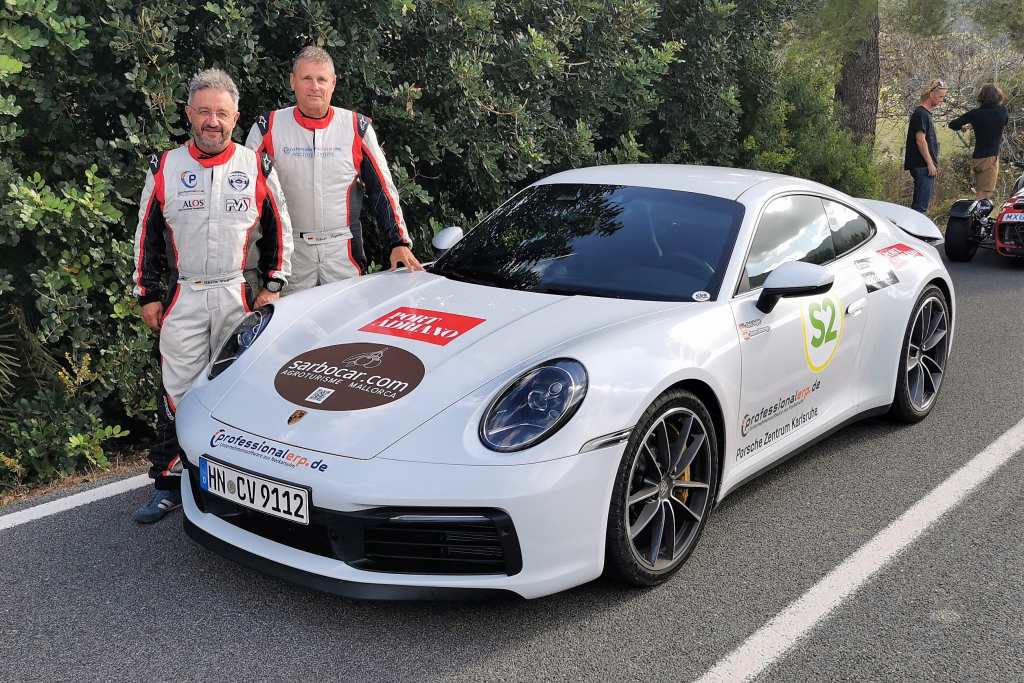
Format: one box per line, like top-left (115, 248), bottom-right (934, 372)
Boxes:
top-left (432, 226), bottom-right (464, 255)
top-left (756, 261), bottom-right (833, 314)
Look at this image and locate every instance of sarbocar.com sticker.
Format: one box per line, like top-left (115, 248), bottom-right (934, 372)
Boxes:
top-left (275, 343), bottom-right (425, 411)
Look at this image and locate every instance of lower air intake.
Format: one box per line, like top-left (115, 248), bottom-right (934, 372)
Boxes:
top-left (358, 513), bottom-right (522, 575)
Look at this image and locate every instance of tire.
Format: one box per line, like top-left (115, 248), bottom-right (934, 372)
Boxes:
top-left (605, 389), bottom-right (719, 587)
top-left (944, 216), bottom-right (978, 262)
top-left (889, 285), bottom-right (950, 423)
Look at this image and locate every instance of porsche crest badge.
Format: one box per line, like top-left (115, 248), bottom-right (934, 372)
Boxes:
top-left (287, 409), bottom-right (307, 425)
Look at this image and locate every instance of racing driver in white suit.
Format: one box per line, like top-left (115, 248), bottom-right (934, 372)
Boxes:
top-left (131, 68), bottom-right (293, 523)
top-left (246, 46), bottom-right (422, 292)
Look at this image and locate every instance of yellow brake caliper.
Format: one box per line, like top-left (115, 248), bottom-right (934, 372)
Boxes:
top-left (675, 464), bottom-right (691, 504)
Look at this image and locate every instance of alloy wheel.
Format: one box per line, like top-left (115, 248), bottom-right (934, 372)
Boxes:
top-left (625, 407), bottom-right (713, 571)
top-left (906, 295), bottom-right (948, 412)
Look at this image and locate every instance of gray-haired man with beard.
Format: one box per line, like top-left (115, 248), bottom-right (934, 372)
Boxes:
top-left (131, 68), bottom-right (293, 522)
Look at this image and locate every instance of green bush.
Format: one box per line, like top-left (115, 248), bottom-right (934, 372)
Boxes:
top-left (0, 0), bottom-right (878, 492)
top-left (739, 52), bottom-right (882, 197)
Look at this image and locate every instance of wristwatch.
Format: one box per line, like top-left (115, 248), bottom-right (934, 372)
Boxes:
top-left (265, 279), bottom-right (283, 293)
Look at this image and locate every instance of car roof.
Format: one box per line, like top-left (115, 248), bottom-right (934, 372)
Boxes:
top-left (533, 164), bottom-right (811, 200)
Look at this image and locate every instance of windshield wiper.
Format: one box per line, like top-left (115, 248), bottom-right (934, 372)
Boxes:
top-left (529, 285), bottom-right (584, 296)
top-left (434, 266), bottom-right (507, 288)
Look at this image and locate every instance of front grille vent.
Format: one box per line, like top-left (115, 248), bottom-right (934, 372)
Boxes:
top-left (361, 518), bottom-right (512, 575)
top-left (999, 222), bottom-right (1024, 246)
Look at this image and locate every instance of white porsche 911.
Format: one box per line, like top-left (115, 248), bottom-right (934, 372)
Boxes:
top-left (177, 165), bottom-right (954, 600)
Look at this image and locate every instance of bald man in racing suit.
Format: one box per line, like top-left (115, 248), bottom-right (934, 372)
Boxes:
top-left (132, 68), bottom-right (293, 523)
top-left (246, 46), bottom-right (422, 291)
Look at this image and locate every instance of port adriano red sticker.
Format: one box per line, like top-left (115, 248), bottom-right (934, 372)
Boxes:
top-left (359, 307), bottom-right (486, 346)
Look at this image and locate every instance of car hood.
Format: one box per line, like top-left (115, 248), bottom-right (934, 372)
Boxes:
top-left (209, 271), bottom-right (676, 459)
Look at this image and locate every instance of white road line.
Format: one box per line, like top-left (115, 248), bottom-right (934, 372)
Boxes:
top-left (0, 474), bottom-right (151, 531)
top-left (696, 416), bottom-right (1024, 683)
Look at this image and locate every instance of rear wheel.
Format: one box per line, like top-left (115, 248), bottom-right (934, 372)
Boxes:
top-left (945, 216), bottom-right (979, 262)
top-left (889, 285), bottom-right (950, 423)
top-left (605, 389), bottom-right (718, 586)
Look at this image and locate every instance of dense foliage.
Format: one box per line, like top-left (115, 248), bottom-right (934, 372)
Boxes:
top-left (0, 0), bottom-right (880, 490)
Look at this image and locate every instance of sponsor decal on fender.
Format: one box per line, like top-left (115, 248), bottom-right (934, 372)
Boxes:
top-left (735, 406), bottom-right (819, 462)
top-left (740, 379), bottom-right (821, 437)
top-left (801, 295), bottom-right (844, 373)
top-left (738, 317), bottom-right (770, 340)
top-left (877, 242), bottom-right (923, 267)
top-left (854, 258), bottom-right (899, 293)
top-left (359, 307), bottom-right (485, 346)
top-left (209, 429), bottom-right (328, 472)
top-left (275, 343), bottom-right (425, 410)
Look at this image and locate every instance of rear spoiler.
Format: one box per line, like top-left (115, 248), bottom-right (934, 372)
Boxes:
top-left (858, 198), bottom-right (944, 246)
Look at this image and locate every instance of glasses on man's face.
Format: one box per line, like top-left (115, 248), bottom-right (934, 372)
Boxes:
top-left (190, 107), bottom-right (235, 122)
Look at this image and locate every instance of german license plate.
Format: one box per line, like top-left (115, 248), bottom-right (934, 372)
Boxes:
top-left (1003, 212), bottom-right (1024, 222)
top-left (198, 456), bottom-right (309, 525)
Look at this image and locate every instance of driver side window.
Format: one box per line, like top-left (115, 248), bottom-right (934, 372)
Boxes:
top-left (740, 195), bottom-right (836, 292)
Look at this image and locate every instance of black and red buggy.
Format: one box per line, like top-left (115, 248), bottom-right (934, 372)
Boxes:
top-left (945, 172), bottom-right (1024, 261)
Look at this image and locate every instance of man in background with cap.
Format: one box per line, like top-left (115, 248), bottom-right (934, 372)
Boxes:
top-left (904, 78), bottom-right (947, 214)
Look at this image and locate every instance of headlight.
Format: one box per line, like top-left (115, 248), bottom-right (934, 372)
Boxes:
top-left (480, 358), bottom-right (588, 452)
top-left (208, 305), bottom-right (274, 380)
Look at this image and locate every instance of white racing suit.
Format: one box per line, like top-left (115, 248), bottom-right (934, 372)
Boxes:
top-left (132, 141), bottom-right (293, 488)
top-left (245, 106), bottom-right (411, 292)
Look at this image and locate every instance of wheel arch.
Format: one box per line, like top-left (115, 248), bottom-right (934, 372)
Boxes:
top-left (926, 275), bottom-right (955, 335)
top-left (664, 378), bottom-right (726, 501)
top-left (948, 198), bottom-right (982, 219)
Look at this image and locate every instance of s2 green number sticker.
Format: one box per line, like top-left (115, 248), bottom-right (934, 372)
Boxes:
top-left (801, 296), bottom-right (844, 372)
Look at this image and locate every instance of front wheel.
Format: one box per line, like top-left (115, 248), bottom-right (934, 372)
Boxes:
top-left (945, 216), bottom-right (979, 262)
top-left (889, 285), bottom-right (950, 423)
top-left (605, 389), bottom-right (718, 587)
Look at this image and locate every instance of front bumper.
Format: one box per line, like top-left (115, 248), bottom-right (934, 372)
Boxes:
top-left (996, 221), bottom-right (1024, 257)
top-left (183, 513), bottom-right (517, 601)
top-left (178, 404), bottom-right (624, 599)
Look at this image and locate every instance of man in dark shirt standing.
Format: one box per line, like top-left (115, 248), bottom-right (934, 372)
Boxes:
top-left (949, 83), bottom-right (1009, 200)
top-left (904, 78), bottom-right (947, 213)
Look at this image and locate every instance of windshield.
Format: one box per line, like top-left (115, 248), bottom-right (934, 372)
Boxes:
top-left (430, 183), bottom-right (744, 301)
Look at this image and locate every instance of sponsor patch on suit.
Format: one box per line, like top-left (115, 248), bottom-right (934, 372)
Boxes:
top-left (224, 197), bottom-right (251, 212)
top-left (227, 171), bottom-right (250, 191)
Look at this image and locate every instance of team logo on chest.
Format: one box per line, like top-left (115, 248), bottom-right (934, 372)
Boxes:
top-left (180, 170), bottom-right (202, 191)
top-left (227, 171), bottom-right (250, 191)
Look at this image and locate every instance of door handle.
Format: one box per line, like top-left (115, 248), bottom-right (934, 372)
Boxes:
top-left (847, 297), bottom-right (867, 317)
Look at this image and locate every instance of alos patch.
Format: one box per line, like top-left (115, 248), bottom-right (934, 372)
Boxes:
top-left (275, 343), bottom-right (425, 411)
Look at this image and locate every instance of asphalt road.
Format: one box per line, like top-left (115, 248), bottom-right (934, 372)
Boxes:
top-left (2, 248), bottom-right (1022, 682)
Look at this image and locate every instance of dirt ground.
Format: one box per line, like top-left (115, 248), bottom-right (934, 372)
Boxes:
top-left (0, 452), bottom-right (149, 509)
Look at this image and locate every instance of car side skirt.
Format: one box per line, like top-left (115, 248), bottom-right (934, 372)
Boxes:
top-left (717, 404), bottom-right (892, 504)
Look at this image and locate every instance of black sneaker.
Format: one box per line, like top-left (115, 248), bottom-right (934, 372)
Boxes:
top-left (133, 487), bottom-right (182, 524)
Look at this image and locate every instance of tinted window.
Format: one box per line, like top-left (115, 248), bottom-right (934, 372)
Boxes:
top-left (742, 195), bottom-right (836, 291)
top-left (823, 200), bottom-right (874, 255)
top-left (430, 184), bottom-right (745, 301)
